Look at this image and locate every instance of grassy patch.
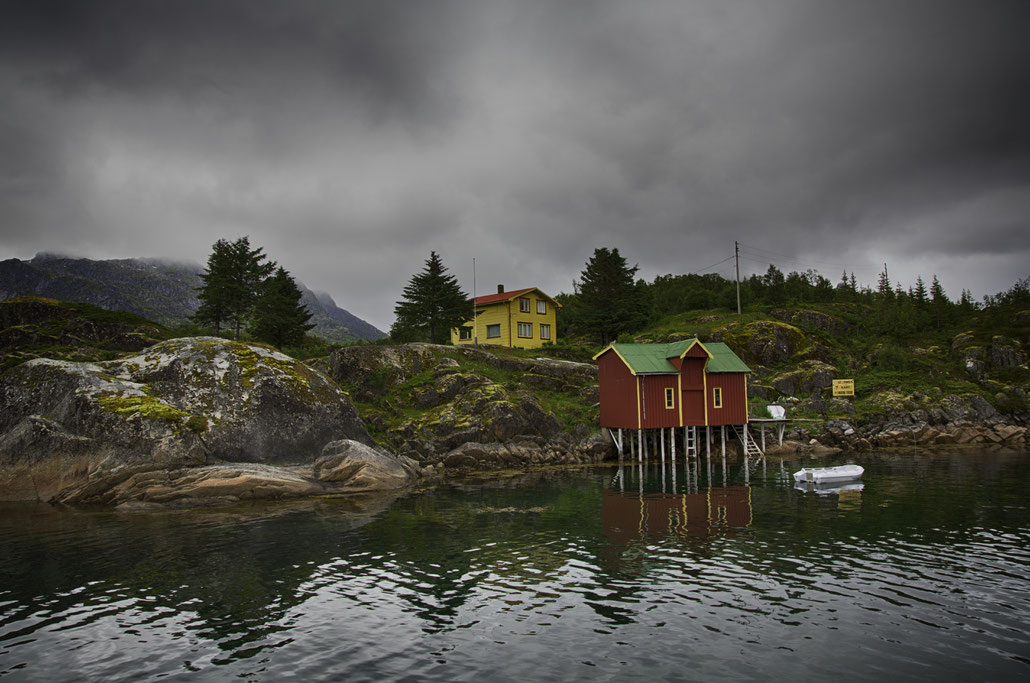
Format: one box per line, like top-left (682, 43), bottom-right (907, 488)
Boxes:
top-left (98, 393), bottom-right (188, 422)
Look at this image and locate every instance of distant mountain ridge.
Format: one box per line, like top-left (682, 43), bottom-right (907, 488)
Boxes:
top-left (0, 254), bottom-right (386, 343)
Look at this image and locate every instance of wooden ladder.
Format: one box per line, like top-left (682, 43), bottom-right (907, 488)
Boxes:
top-left (684, 425), bottom-right (698, 458)
top-left (733, 424), bottom-right (764, 462)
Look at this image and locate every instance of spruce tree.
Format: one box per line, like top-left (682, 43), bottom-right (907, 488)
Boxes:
top-left (194, 238), bottom-right (234, 334)
top-left (576, 247), bottom-right (649, 345)
top-left (913, 275), bottom-right (929, 309)
top-left (930, 274), bottom-right (950, 329)
top-left (392, 251), bottom-right (471, 344)
top-left (194, 236), bottom-right (275, 339)
top-left (251, 266), bottom-right (314, 348)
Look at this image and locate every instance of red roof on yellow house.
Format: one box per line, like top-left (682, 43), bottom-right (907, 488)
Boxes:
top-left (472, 287), bottom-right (537, 306)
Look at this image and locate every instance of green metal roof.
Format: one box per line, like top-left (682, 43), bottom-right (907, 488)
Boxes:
top-left (598, 339), bottom-right (750, 375)
top-left (703, 342), bottom-right (752, 373)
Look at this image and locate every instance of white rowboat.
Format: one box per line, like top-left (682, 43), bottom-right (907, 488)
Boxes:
top-left (793, 464), bottom-right (864, 484)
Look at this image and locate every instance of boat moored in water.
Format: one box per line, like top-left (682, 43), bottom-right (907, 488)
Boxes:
top-left (793, 464), bottom-right (864, 485)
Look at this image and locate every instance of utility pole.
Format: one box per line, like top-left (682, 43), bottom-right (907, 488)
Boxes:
top-left (473, 257), bottom-right (478, 345)
top-left (735, 240), bottom-right (742, 315)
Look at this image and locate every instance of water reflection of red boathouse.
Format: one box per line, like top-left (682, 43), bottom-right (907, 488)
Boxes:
top-left (602, 486), bottom-right (752, 546)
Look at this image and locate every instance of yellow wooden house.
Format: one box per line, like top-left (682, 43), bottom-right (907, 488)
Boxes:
top-left (450, 286), bottom-right (561, 349)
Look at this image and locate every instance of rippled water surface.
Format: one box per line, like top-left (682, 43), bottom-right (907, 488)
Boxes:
top-left (2, 448), bottom-right (1029, 681)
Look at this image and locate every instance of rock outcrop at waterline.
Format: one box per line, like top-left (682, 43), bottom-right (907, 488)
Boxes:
top-left (325, 342), bottom-right (614, 471)
top-left (779, 392), bottom-right (1027, 451)
top-left (0, 337), bottom-right (415, 504)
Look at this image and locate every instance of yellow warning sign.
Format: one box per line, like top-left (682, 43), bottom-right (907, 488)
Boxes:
top-left (832, 379), bottom-right (855, 397)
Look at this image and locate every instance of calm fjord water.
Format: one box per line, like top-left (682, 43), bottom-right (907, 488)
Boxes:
top-left (1, 448), bottom-right (1028, 682)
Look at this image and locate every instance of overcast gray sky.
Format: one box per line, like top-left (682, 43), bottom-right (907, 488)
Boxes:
top-left (2, 0), bottom-right (1028, 332)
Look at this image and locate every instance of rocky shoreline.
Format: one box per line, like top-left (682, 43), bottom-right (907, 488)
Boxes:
top-left (779, 393), bottom-right (1027, 452)
top-left (0, 337), bottom-right (614, 507)
top-left (1, 333), bottom-right (1027, 509)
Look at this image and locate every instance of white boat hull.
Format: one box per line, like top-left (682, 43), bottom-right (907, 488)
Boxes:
top-left (793, 464), bottom-right (864, 484)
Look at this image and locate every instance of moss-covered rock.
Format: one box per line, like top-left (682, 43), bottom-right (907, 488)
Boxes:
top-left (771, 309), bottom-right (852, 337)
top-left (714, 320), bottom-right (810, 366)
top-left (770, 360), bottom-right (837, 397)
top-left (0, 296), bottom-right (168, 369)
top-left (327, 342), bottom-right (602, 468)
top-left (0, 337), bottom-right (375, 503)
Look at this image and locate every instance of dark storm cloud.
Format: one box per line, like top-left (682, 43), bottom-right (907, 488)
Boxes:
top-left (1, 0), bottom-right (1028, 329)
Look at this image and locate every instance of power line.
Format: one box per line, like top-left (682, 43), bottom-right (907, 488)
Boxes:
top-left (736, 242), bottom-right (881, 273)
top-left (691, 254), bottom-right (735, 273)
top-left (737, 250), bottom-right (879, 276)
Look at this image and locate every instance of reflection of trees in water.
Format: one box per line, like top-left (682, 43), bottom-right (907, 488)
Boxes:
top-left (0, 494), bottom-right (401, 658)
top-left (3, 449), bottom-right (1027, 657)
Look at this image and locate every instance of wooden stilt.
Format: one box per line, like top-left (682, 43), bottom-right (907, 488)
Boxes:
top-left (721, 425), bottom-right (726, 457)
top-left (660, 427), bottom-right (666, 463)
top-left (638, 429), bottom-right (643, 463)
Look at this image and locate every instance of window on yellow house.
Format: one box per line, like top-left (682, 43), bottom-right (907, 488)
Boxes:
top-left (540, 324), bottom-right (551, 340)
top-left (713, 387), bottom-right (723, 408)
top-left (517, 322), bottom-right (532, 338)
top-left (459, 327), bottom-right (472, 340)
top-left (537, 300), bottom-right (546, 314)
top-left (519, 297), bottom-right (530, 312)
top-left (665, 388), bottom-right (674, 409)
top-left (487, 324), bottom-right (501, 338)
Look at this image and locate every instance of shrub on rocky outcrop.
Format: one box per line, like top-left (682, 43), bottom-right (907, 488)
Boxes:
top-left (326, 342), bottom-right (611, 468)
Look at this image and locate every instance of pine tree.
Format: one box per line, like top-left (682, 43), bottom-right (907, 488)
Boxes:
top-left (876, 264), bottom-right (893, 301)
top-left (576, 247), bottom-right (649, 345)
top-left (193, 238), bottom-right (234, 334)
top-left (251, 266), bottom-right (314, 348)
top-left (913, 275), bottom-right (929, 309)
top-left (392, 251), bottom-right (471, 344)
top-left (194, 236), bottom-right (275, 339)
top-left (930, 274), bottom-right (950, 329)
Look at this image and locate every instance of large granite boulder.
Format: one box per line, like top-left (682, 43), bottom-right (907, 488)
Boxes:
top-left (314, 439), bottom-right (417, 490)
top-left (0, 337), bottom-right (376, 502)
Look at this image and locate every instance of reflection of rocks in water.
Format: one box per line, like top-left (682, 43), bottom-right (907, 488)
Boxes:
top-left (476, 506), bottom-right (551, 514)
top-left (0, 488), bottom-right (407, 647)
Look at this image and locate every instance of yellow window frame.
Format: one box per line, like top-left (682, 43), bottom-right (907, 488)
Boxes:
top-left (665, 387), bottom-right (675, 409)
top-left (713, 387), bottom-right (723, 409)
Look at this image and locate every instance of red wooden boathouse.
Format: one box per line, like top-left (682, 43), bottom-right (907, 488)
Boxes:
top-left (594, 339), bottom-right (761, 460)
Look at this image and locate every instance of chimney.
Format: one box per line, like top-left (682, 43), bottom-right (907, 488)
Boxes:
top-left (497, 284), bottom-right (504, 294)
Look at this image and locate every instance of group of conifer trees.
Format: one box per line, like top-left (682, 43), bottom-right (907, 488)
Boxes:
top-left (193, 236), bottom-right (313, 348)
top-left (392, 246), bottom-right (1028, 348)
